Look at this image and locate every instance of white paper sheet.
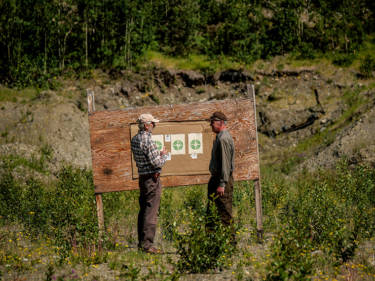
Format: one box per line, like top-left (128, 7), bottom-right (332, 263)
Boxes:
top-left (171, 134), bottom-right (186, 155)
top-left (151, 135), bottom-right (164, 151)
top-left (188, 133), bottom-right (203, 154)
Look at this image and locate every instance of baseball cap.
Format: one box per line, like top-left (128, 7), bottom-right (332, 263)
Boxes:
top-left (209, 111), bottom-right (228, 121)
top-left (137, 113), bottom-right (159, 123)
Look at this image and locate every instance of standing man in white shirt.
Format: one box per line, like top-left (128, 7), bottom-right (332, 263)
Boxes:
top-left (131, 113), bottom-right (167, 254)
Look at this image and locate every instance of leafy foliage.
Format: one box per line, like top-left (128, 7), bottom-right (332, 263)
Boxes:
top-left (359, 55), bottom-right (375, 77)
top-left (265, 161), bottom-right (375, 279)
top-left (0, 0), bottom-right (373, 87)
top-left (332, 53), bottom-right (355, 67)
top-left (173, 203), bottom-right (236, 273)
top-left (0, 159), bottom-right (99, 258)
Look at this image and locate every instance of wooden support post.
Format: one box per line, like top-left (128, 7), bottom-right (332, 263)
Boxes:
top-left (87, 89), bottom-right (95, 114)
top-left (87, 89), bottom-right (105, 238)
top-left (254, 179), bottom-right (263, 241)
top-left (248, 84), bottom-right (264, 242)
top-left (95, 193), bottom-right (104, 250)
top-left (95, 193), bottom-right (105, 230)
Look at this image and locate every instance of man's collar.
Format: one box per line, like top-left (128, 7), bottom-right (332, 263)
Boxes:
top-left (217, 129), bottom-right (227, 137)
top-left (140, 130), bottom-right (151, 136)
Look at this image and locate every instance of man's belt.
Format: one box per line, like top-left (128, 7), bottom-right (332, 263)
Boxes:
top-left (152, 173), bottom-right (160, 181)
top-left (210, 171), bottom-right (233, 176)
top-left (140, 172), bottom-right (160, 181)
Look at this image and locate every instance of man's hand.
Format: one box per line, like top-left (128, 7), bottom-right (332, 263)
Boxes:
top-left (160, 146), bottom-right (167, 156)
top-left (216, 186), bottom-right (225, 197)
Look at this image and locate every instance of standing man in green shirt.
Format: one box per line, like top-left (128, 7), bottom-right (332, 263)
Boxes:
top-left (207, 111), bottom-right (235, 226)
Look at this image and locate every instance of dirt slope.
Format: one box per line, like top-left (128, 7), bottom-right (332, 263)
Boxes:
top-left (0, 65), bottom-right (374, 173)
top-left (304, 97), bottom-right (375, 170)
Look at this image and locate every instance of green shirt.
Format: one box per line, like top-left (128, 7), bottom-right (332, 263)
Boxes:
top-left (209, 129), bottom-right (235, 187)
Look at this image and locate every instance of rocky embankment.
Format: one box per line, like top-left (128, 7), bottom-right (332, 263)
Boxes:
top-left (0, 66), bottom-right (374, 175)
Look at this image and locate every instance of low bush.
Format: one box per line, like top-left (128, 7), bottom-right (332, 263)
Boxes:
top-left (266, 225), bottom-right (314, 281)
top-left (0, 165), bottom-right (23, 222)
top-left (173, 202), bottom-right (236, 273)
top-left (359, 55), bottom-right (375, 78)
top-left (297, 43), bottom-right (316, 60)
top-left (265, 161), bottom-right (375, 279)
top-left (332, 53), bottom-right (355, 67)
top-left (160, 189), bottom-right (177, 241)
top-left (0, 159), bottom-right (99, 259)
top-left (50, 166), bottom-right (98, 256)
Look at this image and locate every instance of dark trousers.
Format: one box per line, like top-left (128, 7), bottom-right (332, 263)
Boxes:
top-left (138, 173), bottom-right (162, 250)
top-left (207, 174), bottom-right (234, 226)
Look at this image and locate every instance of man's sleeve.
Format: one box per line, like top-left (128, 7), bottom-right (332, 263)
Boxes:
top-left (144, 139), bottom-right (166, 168)
top-left (219, 139), bottom-right (232, 188)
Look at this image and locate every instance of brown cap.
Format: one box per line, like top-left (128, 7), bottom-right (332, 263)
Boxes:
top-left (209, 111), bottom-right (227, 121)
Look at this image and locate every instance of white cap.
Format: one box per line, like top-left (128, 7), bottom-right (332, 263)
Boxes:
top-left (137, 113), bottom-right (159, 124)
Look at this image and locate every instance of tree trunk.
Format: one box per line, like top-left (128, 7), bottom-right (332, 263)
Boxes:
top-left (124, 21), bottom-right (128, 66)
top-left (128, 18), bottom-right (133, 68)
top-left (62, 29), bottom-right (72, 70)
top-left (58, 1), bottom-right (61, 70)
top-left (85, 20), bottom-right (88, 68)
top-left (44, 31), bottom-right (47, 74)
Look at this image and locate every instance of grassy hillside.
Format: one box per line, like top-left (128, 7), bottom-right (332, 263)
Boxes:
top-left (140, 34), bottom-right (375, 76)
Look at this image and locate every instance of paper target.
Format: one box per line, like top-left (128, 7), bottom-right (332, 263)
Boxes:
top-left (188, 133), bottom-right (203, 154)
top-left (171, 134), bottom-right (186, 155)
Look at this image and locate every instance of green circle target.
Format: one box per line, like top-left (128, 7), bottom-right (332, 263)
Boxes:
top-left (154, 140), bottom-right (163, 151)
top-left (173, 140), bottom-right (183, 151)
top-left (190, 139), bottom-right (201, 150)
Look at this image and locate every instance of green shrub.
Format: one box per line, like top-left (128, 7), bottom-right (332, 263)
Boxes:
top-left (233, 181), bottom-right (253, 208)
top-left (261, 168), bottom-right (288, 214)
top-left (173, 203), bottom-right (236, 273)
top-left (332, 53), bottom-right (355, 67)
top-left (297, 43), bottom-right (316, 60)
top-left (182, 185), bottom-right (206, 217)
top-left (266, 161), bottom-right (375, 279)
top-left (50, 166), bottom-right (98, 255)
top-left (160, 189), bottom-right (177, 241)
top-left (22, 178), bottom-right (53, 235)
top-left (335, 162), bottom-right (375, 237)
top-left (150, 94), bottom-right (160, 105)
top-left (0, 166), bottom-right (23, 222)
top-left (0, 160), bottom-right (99, 258)
top-left (359, 55), bottom-right (375, 78)
top-left (266, 225), bottom-right (314, 281)
top-left (103, 189), bottom-right (138, 219)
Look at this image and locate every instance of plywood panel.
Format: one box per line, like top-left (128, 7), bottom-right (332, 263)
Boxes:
top-left (89, 98), bottom-right (259, 193)
top-left (130, 121), bottom-right (214, 178)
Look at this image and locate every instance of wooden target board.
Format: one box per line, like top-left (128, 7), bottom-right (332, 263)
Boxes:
top-left (88, 97), bottom-right (259, 193)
